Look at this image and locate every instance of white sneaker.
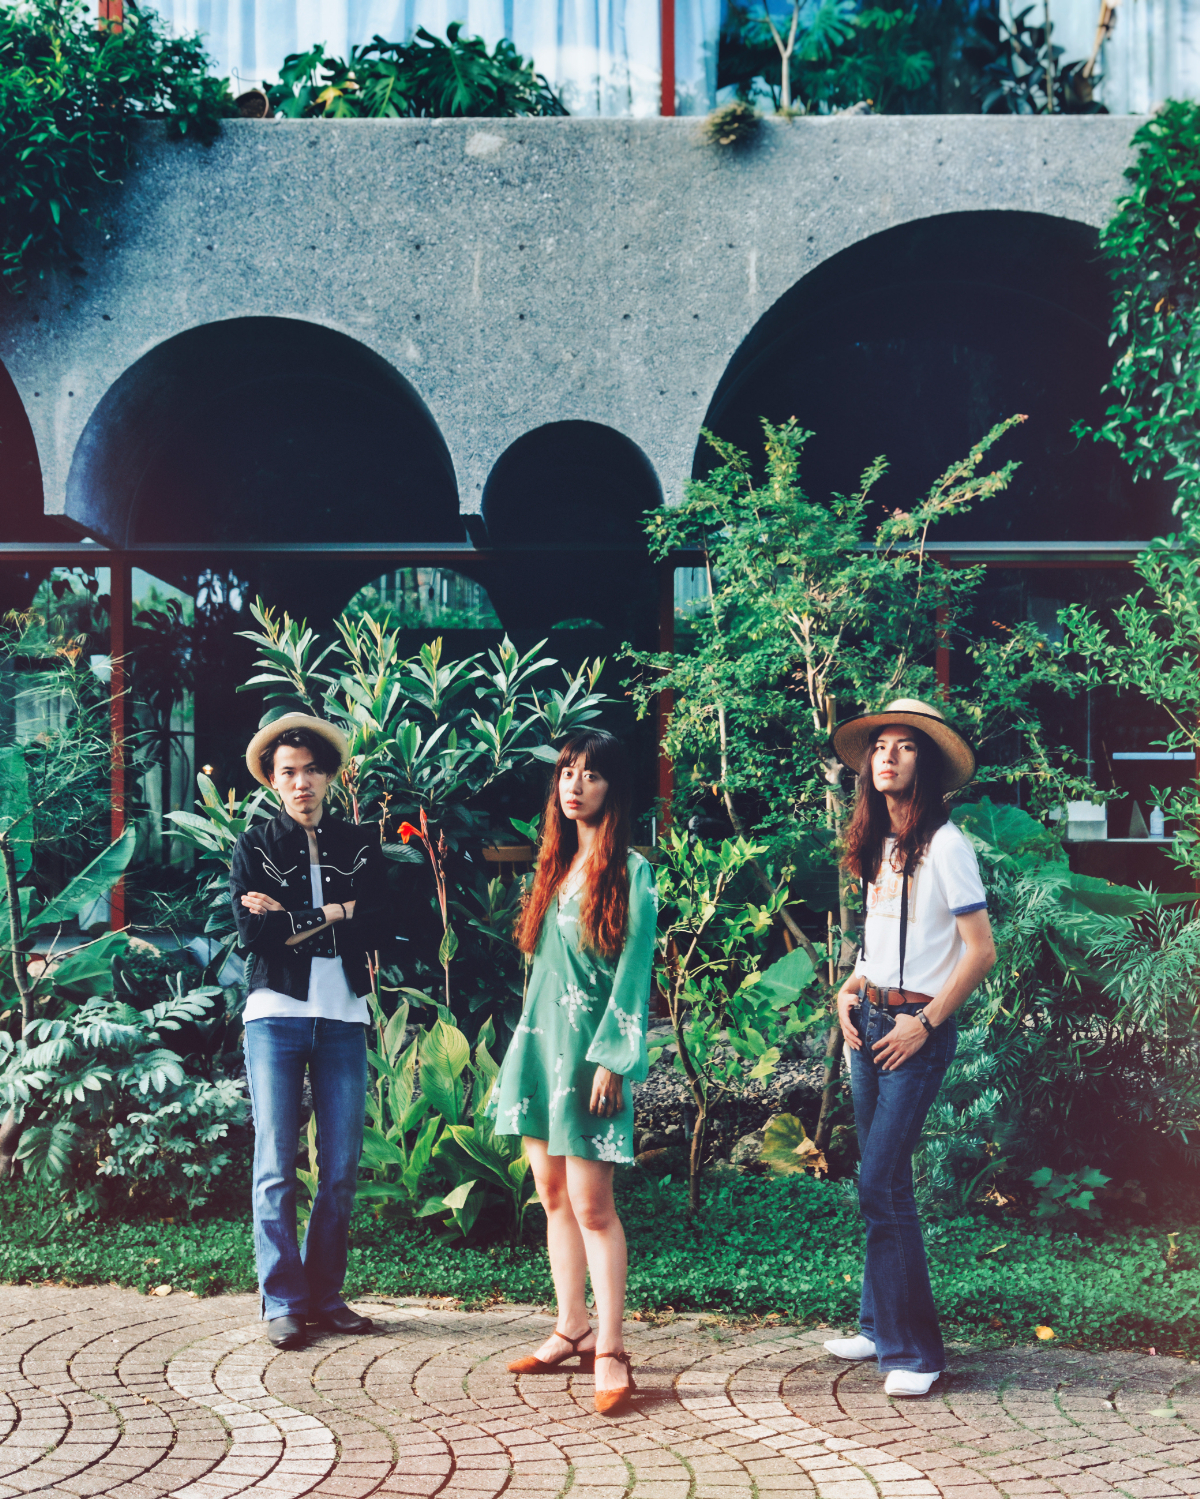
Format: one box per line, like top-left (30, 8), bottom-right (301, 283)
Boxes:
top-left (823, 1335), bottom-right (877, 1361)
top-left (884, 1369), bottom-right (942, 1398)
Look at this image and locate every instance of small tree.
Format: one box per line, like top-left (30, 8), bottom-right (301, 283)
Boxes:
top-left (627, 417), bottom-right (1092, 1139)
top-left (653, 829), bottom-right (822, 1212)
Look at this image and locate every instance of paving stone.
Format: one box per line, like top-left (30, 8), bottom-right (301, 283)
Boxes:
top-left (2, 1289), bottom-right (1198, 1499)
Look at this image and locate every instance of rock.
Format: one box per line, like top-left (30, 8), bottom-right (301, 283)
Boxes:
top-left (635, 1146), bottom-right (687, 1176)
top-left (730, 1129), bottom-right (767, 1170)
top-left (636, 1130), bottom-right (670, 1153)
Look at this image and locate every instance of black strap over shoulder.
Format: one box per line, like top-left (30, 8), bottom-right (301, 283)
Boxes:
top-left (860, 848), bottom-right (918, 994)
top-left (897, 849), bottom-right (916, 996)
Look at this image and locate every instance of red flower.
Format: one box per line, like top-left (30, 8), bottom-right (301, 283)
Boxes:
top-left (398, 821), bottom-right (419, 844)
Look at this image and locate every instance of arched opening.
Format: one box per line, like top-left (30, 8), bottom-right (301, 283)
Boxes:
top-left (480, 419), bottom-right (661, 637)
top-left (66, 315), bottom-right (460, 617)
top-left (699, 211), bottom-right (1183, 886)
top-left (0, 359), bottom-right (76, 613)
top-left (65, 317), bottom-right (463, 793)
top-left (699, 210), bottom-right (1172, 542)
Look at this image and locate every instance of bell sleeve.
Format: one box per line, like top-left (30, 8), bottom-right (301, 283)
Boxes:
top-left (585, 854), bottom-right (658, 1084)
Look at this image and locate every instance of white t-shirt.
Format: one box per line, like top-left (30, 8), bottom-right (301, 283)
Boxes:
top-left (243, 863), bottom-right (369, 1025)
top-left (853, 821), bottom-right (987, 997)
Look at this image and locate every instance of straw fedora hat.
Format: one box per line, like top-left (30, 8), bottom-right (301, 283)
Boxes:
top-left (245, 713), bottom-right (349, 788)
top-left (831, 698), bottom-right (975, 795)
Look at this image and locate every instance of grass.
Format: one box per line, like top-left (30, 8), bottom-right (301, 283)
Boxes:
top-left (3, 1171), bottom-right (1199, 1356)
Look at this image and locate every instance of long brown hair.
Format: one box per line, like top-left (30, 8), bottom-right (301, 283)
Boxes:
top-left (515, 730), bottom-right (632, 959)
top-left (841, 724), bottom-right (949, 884)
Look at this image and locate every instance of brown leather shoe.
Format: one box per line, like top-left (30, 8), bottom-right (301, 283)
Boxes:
top-left (508, 1327), bottom-right (595, 1374)
top-left (593, 1350), bottom-right (636, 1414)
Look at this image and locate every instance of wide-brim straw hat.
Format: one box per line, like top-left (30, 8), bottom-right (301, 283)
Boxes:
top-left (245, 713), bottom-right (349, 788)
top-left (831, 698), bottom-right (975, 795)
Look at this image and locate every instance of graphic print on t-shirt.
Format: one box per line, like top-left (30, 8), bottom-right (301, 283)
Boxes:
top-left (867, 859), bottom-right (921, 923)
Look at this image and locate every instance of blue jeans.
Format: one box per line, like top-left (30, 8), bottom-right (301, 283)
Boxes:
top-left (243, 1017), bottom-right (367, 1321)
top-left (849, 998), bottom-right (957, 1374)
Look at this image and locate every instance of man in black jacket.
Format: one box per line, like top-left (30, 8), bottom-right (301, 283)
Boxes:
top-left (231, 714), bottom-right (391, 1349)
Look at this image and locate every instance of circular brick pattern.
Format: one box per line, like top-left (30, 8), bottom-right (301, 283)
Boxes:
top-left (0, 1288), bottom-right (1197, 1499)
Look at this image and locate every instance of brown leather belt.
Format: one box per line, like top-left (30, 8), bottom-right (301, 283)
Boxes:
top-left (861, 982), bottom-right (935, 1008)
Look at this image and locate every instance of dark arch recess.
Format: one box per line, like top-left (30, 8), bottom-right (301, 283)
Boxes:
top-left (479, 420), bottom-right (662, 637)
top-left (66, 316), bottom-right (460, 558)
top-left (0, 359), bottom-right (74, 612)
top-left (700, 210), bottom-right (1173, 542)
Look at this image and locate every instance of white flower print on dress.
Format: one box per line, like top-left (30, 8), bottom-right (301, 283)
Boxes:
top-left (610, 1004), bottom-right (642, 1054)
top-left (504, 1095), bottom-right (532, 1134)
top-left (549, 1055), bottom-right (573, 1115)
top-left (590, 1123), bottom-right (633, 1164)
top-left (515, 1021), bottom-right (543, 1037)
top-left (556, 980), bottom-right (595, 1032)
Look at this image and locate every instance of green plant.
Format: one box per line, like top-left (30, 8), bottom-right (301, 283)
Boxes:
top-left (718, 0), bottom-right (935, 114)
top-left (337, 998), bottom-right (536, 1243)
top-left (653, 829), bottom-right (823, 1211)
top-left (625, 417), bottom-right (1091, 983)
top-left (1076, 101), bottom-right (1200, 505)
top-left (933, 797), bottom-right (1200, 1208)
top-left (0, 0), bottom-right (232, 292)
top-left (1059, 526), bottom-right (1200, 887)
top-left (165, 773), bottom-right (275, 941)
top-left (1029, 1165), bottom-right (1112, 1222)
top-left (962, 6), bottom-right (1102, 114)
top-left (267, 23), bottom-right (566, 120)
top-left (229, 602), bottom-right (606, 1027)
top-left (0, 985), bottom-right (245, 1217)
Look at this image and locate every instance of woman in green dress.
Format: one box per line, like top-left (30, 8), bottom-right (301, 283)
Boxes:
top-left (490, 729), bottom-right (656, 1414)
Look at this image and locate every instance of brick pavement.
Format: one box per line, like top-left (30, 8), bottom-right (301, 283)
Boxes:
top-left (0, 1288), bottom-right (1197, 1499)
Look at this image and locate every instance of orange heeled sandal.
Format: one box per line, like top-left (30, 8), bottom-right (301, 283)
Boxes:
top-left (507, 1327), bottom-right (596, 1374)
top-left (593, 1350), bottom-right (636, 1414)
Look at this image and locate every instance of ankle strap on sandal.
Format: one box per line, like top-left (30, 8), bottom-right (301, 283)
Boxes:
top-left (553, 1328), bottom-right (593, 1350)
top-left (595, 1350), bottom-right (633, 1366)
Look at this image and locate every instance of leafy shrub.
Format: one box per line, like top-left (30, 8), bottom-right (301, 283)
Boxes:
top-left (353, 1000), bottom-right (536, 1243)
top-left (0, 0), bottom-right (232, 291)
top-left (5, 1171), bottom-right (1200, 1357)
top-left (267, 24), bottom-right (566, 119)
top-left (913, 798), bottom-right (1200, 1214)
top-left (171, 605), bottom-right (608, 1034)
top-left (1077, 100), bottom-right (1200, 503)
top-left (0, 988), bottom-right (246, 1217)
top-left (963, 6), bottom-right (1103, 114)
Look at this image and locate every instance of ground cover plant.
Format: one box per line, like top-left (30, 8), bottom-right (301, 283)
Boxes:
top-left (3, 1170), bottom-right (1199, 1356)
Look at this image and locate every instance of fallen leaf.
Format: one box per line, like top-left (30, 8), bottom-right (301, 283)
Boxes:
top-left (1035, 1326), bottom-right (1055, 1340)
top-left (151, 1284), bottom-right (173, 1297)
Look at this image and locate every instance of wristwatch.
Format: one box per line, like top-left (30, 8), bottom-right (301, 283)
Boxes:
top-left (914, 1008), bottom-right (935, 1034)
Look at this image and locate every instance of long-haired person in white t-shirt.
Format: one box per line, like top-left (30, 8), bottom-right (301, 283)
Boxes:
top-left (827, 699), bottom-right (996, 1398)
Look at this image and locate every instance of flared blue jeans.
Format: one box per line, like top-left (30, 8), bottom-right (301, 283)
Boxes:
top-left (849, 997), bottom-right (957, 1374)
top-left (243, 1016), bottom-right (367, 1321)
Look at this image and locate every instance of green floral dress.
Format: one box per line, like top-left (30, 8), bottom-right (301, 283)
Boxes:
top-left (488, 852), bottom-right (657, 1164)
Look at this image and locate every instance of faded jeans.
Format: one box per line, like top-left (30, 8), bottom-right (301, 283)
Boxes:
top-left (243, 1017), bottom-right (367, 1321)
top-left (849, 997), bottom-right (957, 1374)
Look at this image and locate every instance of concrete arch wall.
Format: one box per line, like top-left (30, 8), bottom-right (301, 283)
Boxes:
top-left (0, 115), bottom-right (1142, 531)
top-left (64, 315), bottom-right (459, 547)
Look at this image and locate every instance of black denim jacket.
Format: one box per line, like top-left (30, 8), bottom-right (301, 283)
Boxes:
top-left (229, 808), bottom-right (393, 1000)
